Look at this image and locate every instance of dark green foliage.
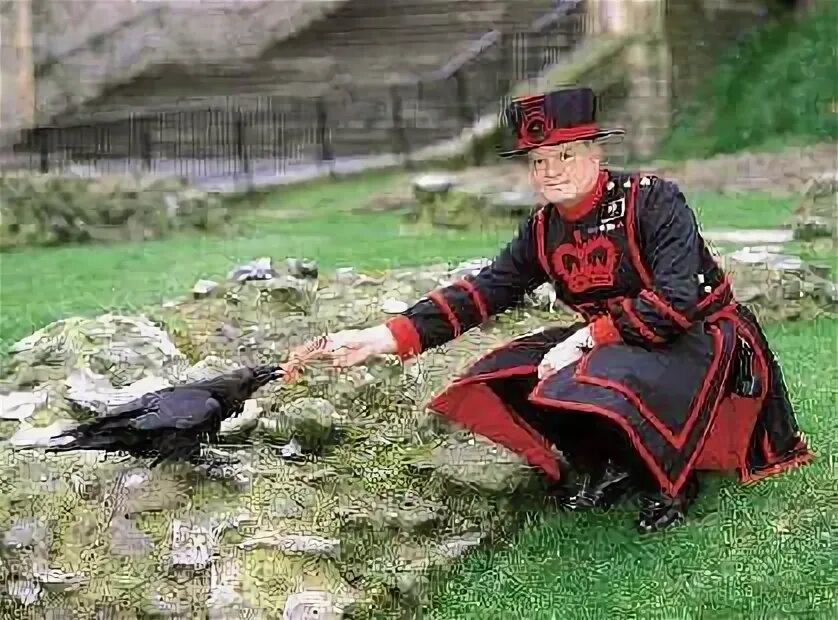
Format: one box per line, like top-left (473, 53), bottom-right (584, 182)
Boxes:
top-left (659, 0), bottom-right (838, 160)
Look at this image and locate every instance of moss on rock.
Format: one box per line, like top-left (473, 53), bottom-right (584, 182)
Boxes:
top-left (0, 172), bottom-right (231, 250)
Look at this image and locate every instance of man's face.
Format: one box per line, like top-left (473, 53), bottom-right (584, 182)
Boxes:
top-left (528, 141), bottom-right (602, 205)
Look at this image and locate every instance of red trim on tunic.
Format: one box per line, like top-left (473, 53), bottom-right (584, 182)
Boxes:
top-left (621, 298), bottom-right (666, 343)
top-left (453, 279), bottom-right (489, 323)
top-left (639, 289), bottom-right (692, 329)
top-left (697, 276), bottom-right (733, 312)
top-left (694, 305), bottom-right (813, 479)
top-left (556, 170), bottom-right (609, 222)
top-left (385, 316), bottom-right (423, 360)
top-left (711, 306), bottom-right (814, 476)
top-left (428, 290), bottom-right (462, 338)
top-left (573, 325), bottom-right (725, 449)
top-left (623, 175), bottom-right (654, 289)
top-left (530, 393), bottom-right (681, 494)
top-left (534, 208), bottom-right (551, 277)
top-left (590, 315), bottom-right (622, 345)
top-left (695, 394), bottom-right (761, 472)
top-left (708, 307), bottom-right (768, 399)
top-left (620, 176), bottom-right (738, 328)
top-left (622, 176), bottom-right (701, 326)
top-left (530, 323), bottom-right (735, 497)
top-left (428, 366), bottom-right (562, 480)
top-left (741, 447), bottom-right (814, 483)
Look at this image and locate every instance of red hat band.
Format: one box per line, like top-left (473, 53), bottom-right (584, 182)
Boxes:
top-left (516, 122), bottom-right (600, 150)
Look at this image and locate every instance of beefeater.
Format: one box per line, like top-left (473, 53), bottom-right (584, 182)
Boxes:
top-left (289, 87), bottom-right (813, 533)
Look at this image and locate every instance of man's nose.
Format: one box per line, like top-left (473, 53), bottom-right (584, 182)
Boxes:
top-left (545, 160), bottom-right (563, 176)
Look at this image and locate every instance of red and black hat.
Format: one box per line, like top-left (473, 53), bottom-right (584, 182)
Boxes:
top-left (497, 87), bottom-right (624, 158)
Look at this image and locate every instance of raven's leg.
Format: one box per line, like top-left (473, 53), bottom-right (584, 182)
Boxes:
top-left (186, 443), bottom-right (240, 469)
top-left (148, 453), bottom-right (168, 469)
top-left (204, 447), bottom-right (241, 466)
top-left (146, 435), bottom-right (188, 468)
top-left (147, 441), bottom-right (179, 468)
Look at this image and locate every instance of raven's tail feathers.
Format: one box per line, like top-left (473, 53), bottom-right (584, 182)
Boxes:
top-left (43, 427), bottom-right (121, 453)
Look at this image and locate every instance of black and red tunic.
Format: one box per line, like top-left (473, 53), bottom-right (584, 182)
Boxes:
top-left (386, 170), bottom-right (812, 497)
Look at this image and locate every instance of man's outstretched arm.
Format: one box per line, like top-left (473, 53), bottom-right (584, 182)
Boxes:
top-left (386, 211), bottom-right (549, 359)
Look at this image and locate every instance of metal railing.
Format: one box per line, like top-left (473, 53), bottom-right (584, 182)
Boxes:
top-left (4, 0), bottom-right (589, 183)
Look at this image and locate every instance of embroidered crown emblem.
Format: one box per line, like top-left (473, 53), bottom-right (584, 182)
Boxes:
top-left (552, 230), bottom-right (617, 294)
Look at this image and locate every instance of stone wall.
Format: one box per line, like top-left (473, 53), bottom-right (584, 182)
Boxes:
top-left (0, 0), bottom-right (34, 142)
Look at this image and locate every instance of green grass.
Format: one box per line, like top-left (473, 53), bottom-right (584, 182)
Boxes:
top-left (0, 176), bottom-right (799, 356)
top-left (689, 191), bottom-right (797, 230)
top-left (0, 172), bottom-right (835, 617)
top-left (0, 173), bottom-right (490, 355)
top-left (428, 317), bottom-right (838, 619)
top-left (658, 0), bottom-right (838, 160)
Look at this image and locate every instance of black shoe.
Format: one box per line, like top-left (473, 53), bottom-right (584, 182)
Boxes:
top-left (636, 474), bottom-right (700, 533)
top-left (557, 460), bottom-right (636, 512)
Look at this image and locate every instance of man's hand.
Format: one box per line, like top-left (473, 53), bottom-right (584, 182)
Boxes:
top-left (321, 324), bottom-right (398, 367)
top-left (284, 324), bottom-right (398, 381)
top-left (537, 325), bottom-right (594, 379)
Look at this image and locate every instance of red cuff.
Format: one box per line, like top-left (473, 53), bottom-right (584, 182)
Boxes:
top-left (591, 315), bottom-right (622, 346)
top-left (385, 316), bottom-right (423, 360)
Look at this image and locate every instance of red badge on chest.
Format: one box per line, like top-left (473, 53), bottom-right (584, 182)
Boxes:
top-left (551, 230), bottom-right (618, 294)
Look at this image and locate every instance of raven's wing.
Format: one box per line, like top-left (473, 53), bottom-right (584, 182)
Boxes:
top-left (98, 392), bottom-right (167, 418)
top-left (63, 392), bottom-right (162, 435)
top-left (127, 388), bottom-right (222, 431)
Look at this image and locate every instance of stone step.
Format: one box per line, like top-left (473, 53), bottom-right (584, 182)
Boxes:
top-left (702, 229), bottom-right (794, 245)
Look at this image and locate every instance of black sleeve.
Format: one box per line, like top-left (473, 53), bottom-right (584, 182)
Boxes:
top-left (398, 211), bottom-right (549, 353)
top-left (607, 179), bottom-right (705, 346)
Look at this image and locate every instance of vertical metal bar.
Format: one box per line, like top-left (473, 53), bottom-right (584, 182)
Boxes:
top-left (38, 127), bottom-right (48, 173)
top-left (235, 106), bottom-right (249, 176)
top-left (128, 114), bottom-right (135, 173)
top-left (454, 70), bottom-right (473, 128)
top-left (141, 118), bottom-right (152, 172)
top-left (389, 84), bottom-right (411, 168)
top-left (316, 97), bottom-right (332, 170)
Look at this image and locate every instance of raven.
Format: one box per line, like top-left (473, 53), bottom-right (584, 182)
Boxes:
top-left (45, 364), bottom-right (285, 468)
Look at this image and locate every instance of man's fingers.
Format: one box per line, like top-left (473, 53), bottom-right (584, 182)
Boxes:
top-left (537, 362), bottom-right (551, 379)
top-left (288, 339), bottom-right (329, 363)
top-left (331, 346), bottom-right (371, 368)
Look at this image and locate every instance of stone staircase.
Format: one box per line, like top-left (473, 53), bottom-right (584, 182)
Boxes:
top-left (14, 0), bottom-right (587, 179)
top-left (35, 0), bottom-right (351, 123)
top-left (60, 0), bottom-right (559, 119)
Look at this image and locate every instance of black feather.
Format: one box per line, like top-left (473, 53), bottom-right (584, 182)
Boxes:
top-left (46, 364), bottom-right (284, 467)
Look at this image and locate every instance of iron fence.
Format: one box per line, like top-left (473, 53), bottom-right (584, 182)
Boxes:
top-left (4, 0), bottom-right (589, 182)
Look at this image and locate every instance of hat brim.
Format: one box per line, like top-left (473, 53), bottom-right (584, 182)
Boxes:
top-left (497, 128), bottom-right (625, 159)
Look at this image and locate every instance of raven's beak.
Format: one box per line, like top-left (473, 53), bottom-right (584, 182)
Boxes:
top-left (253, 365), bottom-right (285, 386)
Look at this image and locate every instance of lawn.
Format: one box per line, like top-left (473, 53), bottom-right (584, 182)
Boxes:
top-left (428, 316), bottom-right (838, 619)
top-left (0, 173), bottom-right (801, 357)
top-left (0, 170), bottom-right (835, 617)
